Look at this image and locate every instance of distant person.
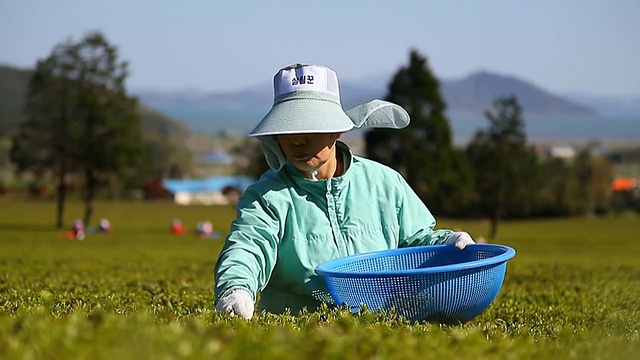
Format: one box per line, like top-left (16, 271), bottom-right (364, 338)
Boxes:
top-left (214, 63), bottom-right (477, 320)
top-left (72, 219), bottom-right (85, 240)
top-left (171, 218), bottom-right (186, 235)
top-left (98, 218), bottom-right (112, 233)
top-left (197, 220), bottom-right (215, 238)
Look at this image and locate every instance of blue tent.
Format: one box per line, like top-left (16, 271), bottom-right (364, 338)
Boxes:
top-left (196, 151), bottom-right (234, 165)
top-left (162, 176), bottom-right (255, 194)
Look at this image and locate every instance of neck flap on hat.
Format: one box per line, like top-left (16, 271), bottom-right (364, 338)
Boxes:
top-left (257, 99), bottom-right (410, 171)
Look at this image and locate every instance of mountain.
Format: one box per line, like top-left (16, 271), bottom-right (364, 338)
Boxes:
top-left (134, 70), bottom-right (601, 135)
top-left (153, 70), bottom-right (596, 116)
top-left (5, 63), bottom-right (635, 141)
top-left (135, 82), bottom-right (383, 115)
top-left (563, 93), bottom-right (640, 117)
top-left (440, 71), bottom-right (597, 116)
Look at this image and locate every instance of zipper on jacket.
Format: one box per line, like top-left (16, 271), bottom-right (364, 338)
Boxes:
top-left (325, 181), bottom-right (342, 252)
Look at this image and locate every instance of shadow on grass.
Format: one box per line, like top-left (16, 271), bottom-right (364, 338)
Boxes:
top-left (0, 223), bottom-right (196, 237)
top-left (0, 223), bottom-right (61, 232)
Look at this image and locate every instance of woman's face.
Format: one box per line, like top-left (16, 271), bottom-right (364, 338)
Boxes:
top-left (276, 132), bottom-right (340, 172)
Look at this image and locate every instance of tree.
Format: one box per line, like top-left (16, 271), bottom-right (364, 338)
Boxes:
top-left (536, 157), bottom-right (577, 216)
top-left (572, 150), bottom-right (613, 215)
top-left (11, 44), bottom-right (83, 228)
top-left (365, 49), bottom-right (473, 215)
top-left (140, 106), bottom-right (193, 180)
top-left (466, 96), bottom-right (539, 239)
top-left (534, 150), bottom-right (613, 217)
top-left (10, 31), bottom-right (145, 228)
top-left (231, 138), bottom-right (270, 180)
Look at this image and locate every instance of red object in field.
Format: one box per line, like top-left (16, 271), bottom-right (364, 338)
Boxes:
top-left (611, 178), bottom-right (638, 192)
top-left (61, 230), bottom-right (85, 240)
top-left (171, 218), bottom-right (186, 235)
top-left (172, 225), bottom-right (186, 235)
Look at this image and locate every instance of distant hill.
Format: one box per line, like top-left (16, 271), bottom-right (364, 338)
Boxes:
top-left (133, 81), bottom-right (383, 114)
top-left (563, 93), bottom-right (640, 117)
top-left (0, 64), bottom-right (190, 139)
top-left (5, 63), bottom-right (636, 141)
top-left (136, 70), bottom-right (598, 117)
top-left (440, 71), bottom-right (597, 116)
top-left (134, 70), bottom-right (602, 136)
top-left (0, 65), bottom-right (31, 134)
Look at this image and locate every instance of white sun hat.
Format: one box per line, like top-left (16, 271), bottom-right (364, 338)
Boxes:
top-left (251, 63), bottom-right (411, 170)
top-left (249, 64), bottom-right (356, 136)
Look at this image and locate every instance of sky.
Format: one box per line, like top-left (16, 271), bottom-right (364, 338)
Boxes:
top-left (1, 0), bottom-right (639, 97)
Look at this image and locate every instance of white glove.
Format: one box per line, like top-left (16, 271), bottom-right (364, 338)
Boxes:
top-left (445, 231), bottom-right (476, 250)
top-left (215, 288), bottom-right (254, 320)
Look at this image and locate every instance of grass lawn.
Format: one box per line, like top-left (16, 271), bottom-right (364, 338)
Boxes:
top-left (1, 198), bottom-right (639, 359)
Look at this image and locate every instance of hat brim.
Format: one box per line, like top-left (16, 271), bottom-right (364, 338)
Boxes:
top-left (249, 99), bottom-right (355, 137)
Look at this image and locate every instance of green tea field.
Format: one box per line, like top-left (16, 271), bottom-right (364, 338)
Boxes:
top-left (1, 199), bottom-right (639, 359)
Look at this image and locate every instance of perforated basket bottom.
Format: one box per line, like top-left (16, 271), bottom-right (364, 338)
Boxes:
top-left (324, 262), bottom-right (507, 323)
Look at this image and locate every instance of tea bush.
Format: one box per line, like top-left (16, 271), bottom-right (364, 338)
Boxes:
top-left (1, 199), bottom-right (639, 359)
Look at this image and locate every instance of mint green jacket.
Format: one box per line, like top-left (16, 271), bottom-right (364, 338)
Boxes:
top-left (214, 142), bottom-right (453, 314)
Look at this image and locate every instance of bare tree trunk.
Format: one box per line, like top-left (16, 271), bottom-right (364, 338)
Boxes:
top-left (83, 169), bottom-right (95, 228)
top-left (490, 191), bottom-right (504, 241)
top-left (490, 210), bottom-right (500, 241)
top-left (55, 160), bottom-right (67, 229)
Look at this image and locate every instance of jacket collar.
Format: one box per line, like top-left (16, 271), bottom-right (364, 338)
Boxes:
top-left (282, 141), bottom-right (353, 188)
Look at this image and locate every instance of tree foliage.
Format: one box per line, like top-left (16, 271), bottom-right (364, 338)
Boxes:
top-left (231, 138), bottom-right (270, 180)
top-left (365, 49), bottom-right (473, 215)
top-left (1, 64), bottom-right (193, 190)
top-left (10, 31), bottom-right (145, 228)
top-left (139, 105), bottom-right (193, 180)
top-left (0, 65), bottom-right (31, 135)
top-left (572, 151), bottom-right (613, 215)
top-left (466, 96), bottom-right (539, 239)
top-left (535, 150), bottom-right (613, 217)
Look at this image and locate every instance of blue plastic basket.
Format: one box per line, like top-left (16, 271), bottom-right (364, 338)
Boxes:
top-left (315, 244), bottom-right (516, 323)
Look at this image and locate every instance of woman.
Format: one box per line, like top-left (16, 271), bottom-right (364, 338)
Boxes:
top-left (214, 63), bottom-right (475, 319)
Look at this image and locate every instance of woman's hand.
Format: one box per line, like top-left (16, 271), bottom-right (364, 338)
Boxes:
top-left (215, 288), bottom-right (254, 320)
top-left (445, 231), bottom-right (476, 250)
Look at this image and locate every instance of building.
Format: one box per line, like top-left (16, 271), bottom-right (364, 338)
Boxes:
top-left (547, 145), bottom-right (577, 160)
top-left (162, 176), bottom-right (254, 205)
